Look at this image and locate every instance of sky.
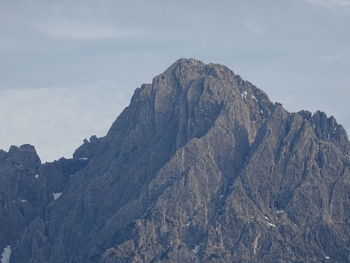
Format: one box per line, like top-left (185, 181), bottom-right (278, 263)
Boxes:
top-left (0, 0), bottom-right (349, 162)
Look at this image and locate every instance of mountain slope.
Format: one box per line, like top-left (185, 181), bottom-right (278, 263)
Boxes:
top-left (2, 58), bottom-right (350, 263)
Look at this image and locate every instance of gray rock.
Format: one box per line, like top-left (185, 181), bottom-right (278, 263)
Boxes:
top-left (2, 58), bottom-right (350, 262)
top-left (0, 145), bottom-right (87, 261)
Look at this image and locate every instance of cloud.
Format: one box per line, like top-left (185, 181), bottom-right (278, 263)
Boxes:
top-left (0, 81), bottom-right (131, 162)
top-left (36, 21), bottom-right (143, 39)
top-left (242, 18), bottom-right (267, 35)
top-left (304, 0), bottom-right (350, 8)
top-left (320, 52), bottom-right (350, 65)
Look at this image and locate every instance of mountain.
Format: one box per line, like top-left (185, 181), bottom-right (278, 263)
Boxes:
top-left (1, 58), bottom-right (350, 263)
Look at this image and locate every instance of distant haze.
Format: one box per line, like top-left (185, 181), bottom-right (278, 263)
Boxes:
top-left (0, 0), bottom-right (349, 162)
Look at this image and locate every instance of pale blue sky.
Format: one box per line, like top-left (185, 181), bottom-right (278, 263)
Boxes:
top-left (0, 0), bottom-right (349, 161)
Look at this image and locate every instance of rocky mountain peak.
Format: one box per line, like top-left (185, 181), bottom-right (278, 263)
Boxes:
top-left (1, 59), bottom-right (350, 263)
top-left (5, 144), bottom-right (41, 169)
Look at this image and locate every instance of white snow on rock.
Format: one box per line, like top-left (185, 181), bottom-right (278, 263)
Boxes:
top-left (53, 192), bottom-right (63, 200)
top-left (35, 174), bottom-right (39, 178)
top-left (277, 210), bottom-right (284, 214)
top-left (192, 245), bottom-right (200, 254)
top-left (1, 245), bottom-right (11, 263)
top-left (79, 157), bottom-right (88, 160)
top-left (325, 256), bottom-right (330, 259)
top-left (267, 222), bottom-right (276, 227)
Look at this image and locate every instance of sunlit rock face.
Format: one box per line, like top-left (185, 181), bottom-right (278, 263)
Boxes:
top-left (1, 59), bottom-right (350, 263)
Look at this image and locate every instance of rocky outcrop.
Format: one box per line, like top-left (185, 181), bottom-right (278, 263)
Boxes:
top-left (2, 59), bottom-right (350, 262)
top-left (0, 145), bottom-right (45, 253)
top-left (0, 146), bottom-right (88, 262)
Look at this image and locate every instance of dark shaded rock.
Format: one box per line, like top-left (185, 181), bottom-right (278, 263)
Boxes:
top-left (40, 157), bottom-right (88, 196)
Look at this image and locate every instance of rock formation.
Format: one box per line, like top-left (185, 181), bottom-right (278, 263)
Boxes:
top-left (1, 59), bottom-right (349, 262)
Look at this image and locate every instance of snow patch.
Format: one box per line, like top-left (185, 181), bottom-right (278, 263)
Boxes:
top-left (1, 245), bottom-right (11, 263)
top-left (241, 91), bottom-right (248, 99)
top-left (325, 256), bottom-right (330, 259)
top-left (192, 245), bottom-right (200, 254)
top-left (251, 95), bottom-right (257, 101)
top-left (35, 174), bottom-right (39, 178)
top-left (53, 192), bottom-right (63, 200)
top-left (267, 222), bottom-right (276, 227)
top-left (277, 210), bottom-right (284, 214)
top-left (20, 199), bottom-right (26, 202)
top-left (79, 157), bottom-right (88, 160)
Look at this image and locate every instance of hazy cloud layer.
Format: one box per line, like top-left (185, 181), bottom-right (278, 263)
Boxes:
top-left (0, 82), bottom-right (131, 161)
top-left (0, 0), bottom-right (349, 161)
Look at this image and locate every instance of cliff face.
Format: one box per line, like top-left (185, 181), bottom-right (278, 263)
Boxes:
top-left (1, 59), bottom-right (350, 263)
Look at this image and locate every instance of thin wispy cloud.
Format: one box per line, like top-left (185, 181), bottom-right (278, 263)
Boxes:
top-left (36, 22), bottom-right (142, 39)
top-left (320, 52), bottom-right (350, 65)
top-left (304, 0), bottom-right (350, 8)
top-left (243, 18), bottom-right (266, 35)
